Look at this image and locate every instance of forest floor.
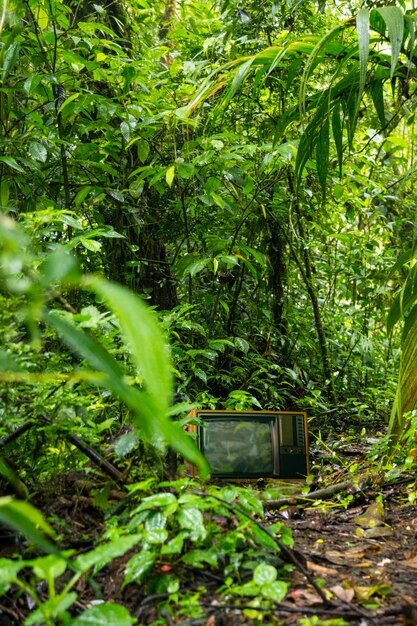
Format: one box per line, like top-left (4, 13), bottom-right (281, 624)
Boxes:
top-left (1, 437), bottom-right (417, 625)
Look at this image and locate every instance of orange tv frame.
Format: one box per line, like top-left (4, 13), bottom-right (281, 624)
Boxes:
top-left (185, 410), bottom-right (309, 479)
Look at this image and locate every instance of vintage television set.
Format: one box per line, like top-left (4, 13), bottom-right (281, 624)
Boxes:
top-left (185, 410), bottom-right (309, 479)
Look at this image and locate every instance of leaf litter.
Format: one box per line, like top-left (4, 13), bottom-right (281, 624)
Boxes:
top-left (1, 438), bottom-right (417, 624)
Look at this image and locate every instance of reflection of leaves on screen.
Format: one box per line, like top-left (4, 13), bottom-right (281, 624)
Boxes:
top-left (203, 420), bottom-right (273, 474)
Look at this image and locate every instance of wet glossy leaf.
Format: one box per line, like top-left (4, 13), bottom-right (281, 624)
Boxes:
top-left (181, 548), bottom-right (218, 567)
top-left (262, 580), bottom-right (288, 602)
top-left (75, 535), bottom-right (142, 573)
top-left (71, 603), bottom-right (135, 625)
top-left (124, 550), bottom-right (156, 585)
top-left (253, 563), bottom-right (277, 585)
top-left (138, 493), bottom-right (177, 510)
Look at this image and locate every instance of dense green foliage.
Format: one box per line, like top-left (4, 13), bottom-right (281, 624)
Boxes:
top-left (2, 0), bottom-right (417, 622)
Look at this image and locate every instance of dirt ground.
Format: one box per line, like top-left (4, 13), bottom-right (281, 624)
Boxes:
top-left (1, 461), bottom-right (417, 625)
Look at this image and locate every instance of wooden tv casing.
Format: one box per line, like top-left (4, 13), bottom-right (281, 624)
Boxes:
top-left (184, 409), bottom-right (309, 480)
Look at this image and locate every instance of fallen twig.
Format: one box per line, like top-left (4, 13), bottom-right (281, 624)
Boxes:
top-left (263, 474), bottom-right (378, 510)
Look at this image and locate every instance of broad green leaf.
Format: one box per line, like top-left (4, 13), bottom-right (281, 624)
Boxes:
top-left (114, 431), bottom-right (138, 458)
top-left (0, 558), bottom-right (26, 593)
top-left (45, 304), bottom-right (209, 478)
top-left (229, 58), bottom-right (254, 99)
top-left (388, 248), bottom-right (415, 278)
top-left (181, 548), bottom-right (218, 567)
top-left (108, 189), bottom-right (125, 202)
top-left (0, 497), bottom-right (57, 553)
top-left (61, 50), bottom-right (86, 72)
top-left (238, 491), bottom-right (263, 517)
top-left (25, 593), bottom-right (78, 625)
top-left (145, 510), bottom-right (168, 530)
top-left (254, 563), bottom-right (277, 585)
top-left (176, 162), bottom-right (195, 179)
top-left (124, 550), bottom-right (155, 585)
top-left (137, 493), bottom-right (177, 510)
top-left (234, 337), bottom-right (250, 354)
top-left (75, 535), bottom-right (142, 573)
top-left (183, 258), bottom-right (211, 277)
top-left (376, 6), bottom-right (404, 79)
top-left (0, 349), bottom-right (23, 372)
top-left (44, 311), bottom-right (126, 389)
top-left (0, 156), bottom-right (25, 173)
top-left (166, 165), bottom-right (175, 187)
top-left (144, 529), bottom-right (168, 544)
top-left (137, 139), bottom-right (150, 163)
top-left (177, 507), bottom-right (206, 540)
top-left (263, 580), bottom-right (288, 602)
top-left (79, 237), bottom-right (102, 252)
top-left (160, 533), bottom-right (184, 555)
top-left (34, 5), bottom-right (48, 29)
top-left (0, 179), bottom-right (9, 206)
top-left (2, 42), bottom-right (20, 80)
top-left (74, 186), bottom-right (95, 207)
top-left (39, 246), bottom-right (79, 286)
top-left (58, 93), bottom-right (81, 113)
top-left (387, 292), bottom-right (402, 336)
top-left (28, 142), bottom-right (47, 162)
top-left (120, 122), bottom-right (131, 143)
top-left (70, 603), bottom-right (135, 626)
top-left (177, 506), bottom-right (204, 529)
top-left (250, 523), bottom-right (279, 552)
top-left (32, 555), bottom-right (67, 580)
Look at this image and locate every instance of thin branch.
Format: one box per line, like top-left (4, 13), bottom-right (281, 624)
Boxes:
top-left (193, 490), bottom-right (330, 605)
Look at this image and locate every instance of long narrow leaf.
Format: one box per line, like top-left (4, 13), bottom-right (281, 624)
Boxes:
top-left (370, 79), bottom-right (386, 126)
top-left (376, 6), bottom-right (404, 79)
top-left (84, 277), bottom-right (172, 411)
top-left (299, 24), bottom-right (347, 116)
top-left (316, 118), bottom-right (330, 196)
top-left (332, 102), bottom-right (343, 178)
top-left (356, 8), bottom-right (370, 100)
top-left (44, 305), bottom-right (210, 477)
top-left (44, 312), bottom-right (126, 394)
top-left (0, 497), bottom-right (57, 553)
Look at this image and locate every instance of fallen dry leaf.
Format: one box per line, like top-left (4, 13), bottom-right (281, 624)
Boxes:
top-left (287, 588), bottom-right (323, 606)
top-left (307, 560), bottom-right (338, 576)
top-left (324, 547), bottom-right (374, 567)
top-left (355, 525), bottom-right (393, 539)
top-left (354, 501), bottom-right (385, 528)
top-left (345, 582), bottom-right (392, 601)
top-left (402, 555), bottom-right (417, 569)
top-left (330, 585), bottom-right (355, 603)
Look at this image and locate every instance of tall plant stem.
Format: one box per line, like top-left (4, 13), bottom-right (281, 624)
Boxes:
top-left (287, 171), bottom-right (335, 401)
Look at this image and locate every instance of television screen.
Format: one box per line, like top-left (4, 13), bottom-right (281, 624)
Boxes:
top-left (186, 410), bottom-right (309, 479)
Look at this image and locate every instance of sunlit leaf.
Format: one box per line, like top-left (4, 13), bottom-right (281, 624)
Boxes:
top-left (376, 6), bottom-right (404, 79)
top-left (71, 603), bottom-right (135, 626)
top-left (356, 8), bottom-right (370, 100)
